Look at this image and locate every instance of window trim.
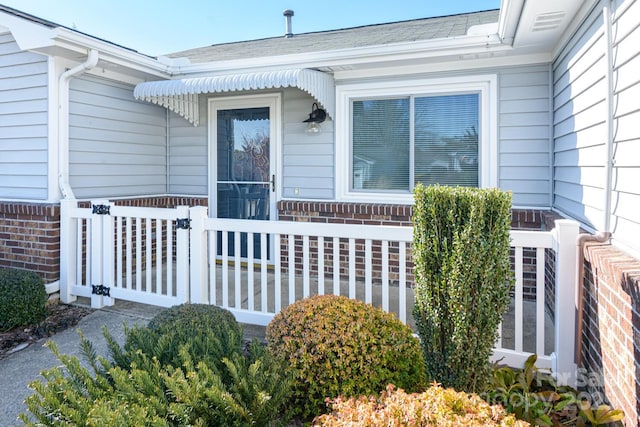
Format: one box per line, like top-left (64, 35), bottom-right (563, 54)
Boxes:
top-left (335, 74), bottom-right (498, 204)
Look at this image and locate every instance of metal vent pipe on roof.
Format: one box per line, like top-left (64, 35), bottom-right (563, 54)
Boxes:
top-left (283, 9), bottom-right (294, 38)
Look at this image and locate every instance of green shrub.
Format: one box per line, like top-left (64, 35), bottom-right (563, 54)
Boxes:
top-left (22, 306), bottom-right (293, 427)
top-left (481, 354), bottom-right (624, 427)
top-left (412, 185), bottom-right (514, 392)
top-left (313, 383), bottom-right (530, 426)
top-left (111, 303), bottom-right (243, 372)
top-left (0, 268), bottom-right (46, 331)
top-left (266, 294), bottom-right (426, 420)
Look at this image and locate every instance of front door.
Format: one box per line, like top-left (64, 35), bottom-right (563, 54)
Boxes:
top-left (209, 95), bottom-right (280, 258)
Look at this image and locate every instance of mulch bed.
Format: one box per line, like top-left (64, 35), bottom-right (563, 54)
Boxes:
top-left (0, 302), bottom-right (94, 360)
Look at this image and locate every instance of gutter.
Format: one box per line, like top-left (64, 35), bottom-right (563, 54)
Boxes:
top-left (575, 1), bottom-right (614, 365)
top-left (58, 49), bottom-right (99, 200)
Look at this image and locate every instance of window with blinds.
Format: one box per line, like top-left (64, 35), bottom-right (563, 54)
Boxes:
top-left (351, 93), bottom-right (479, 192)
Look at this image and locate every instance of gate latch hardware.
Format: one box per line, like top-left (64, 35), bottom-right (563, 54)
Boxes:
top-left (176, 218), bottom-right (191, 230)
top-left (91, 285), bottom-right (111, 297)
top-left (92, 204), bottom-right (110, 215)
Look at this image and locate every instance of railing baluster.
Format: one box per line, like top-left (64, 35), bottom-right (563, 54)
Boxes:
top-left (135, 217), bottom-right (141, 291)
top-left (274, 233), bottom-right (282, 311)
top-left (166, 219), bottom-right (173, 297)
top-left (515, 246), bottom-right (524, 352)
top-left (222, 231), bottom-right (229, 308)
top-left (303, 235), bottom-right (310, 298)
top-left (333, 237), bottom-right (340, 295)
top-left (248, 232), bottom-right (254, 311)
top-left (348, 238), bottom-right (355, 299)
top-left (116, 216), bottom-right (123, 289)
top-left (382, 240), bottom-right (389, 312)
top-left (155, 219), bottom-right (162, 295)
top-left (126, 217), bottom-right (132, 290)
top-left (536, 247), bottom-right (545, 355)
top-left (399, 241), bottom-right (406, 323)
top-left (288, 234), bottom-right (295, 304)
top-left (234, 231), bottom-right (241, 309)
top-left (260, 233), bottom-right (267, 312)
top-left (145, 218), bottom-right (152, 293)
top-left (209, 230), bottom-right (217, 306)
top-left (318, 237), bottom-right (325, 295)
top-left (365, 239), bottom-right (372, 304)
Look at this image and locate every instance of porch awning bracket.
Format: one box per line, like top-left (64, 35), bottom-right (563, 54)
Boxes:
top-left (133, 68), bottom-right (335, 127)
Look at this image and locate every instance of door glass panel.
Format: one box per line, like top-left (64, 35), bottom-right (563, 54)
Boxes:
top-left (216, 107), bottom-right (270, 258)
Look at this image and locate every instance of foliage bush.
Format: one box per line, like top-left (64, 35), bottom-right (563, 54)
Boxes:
top-left (412, 184), bottom-right (514, 392)
top-left (21, 305), bottom-right (293, 427)
top-left (313, 383), bottom-right (530, 426)
top-left (0, 268), bottom-right (46, 331)
top-left (112, 303), bottom-right (243, 372)
top-left (266, 294), bottom-right (426, 420)
top-left (481, 355), bottom-right (624, 427)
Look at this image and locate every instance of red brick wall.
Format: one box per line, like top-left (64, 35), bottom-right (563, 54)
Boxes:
top-left (581, 242), bottom-right (640, 427)
top-left (0, 202), bottom-right (60, 283)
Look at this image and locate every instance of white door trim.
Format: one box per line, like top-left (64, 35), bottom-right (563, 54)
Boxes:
top-left (207, 93), bottom-right (282, 220)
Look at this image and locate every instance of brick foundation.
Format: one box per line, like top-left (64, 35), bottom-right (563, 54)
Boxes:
top-left (0, 202), bottom-right (61, 283)
top-left (581, 242), bottom-right (640, 427)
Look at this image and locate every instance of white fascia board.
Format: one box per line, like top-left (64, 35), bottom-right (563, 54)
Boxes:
top-left (497, 0), bottom-right (526, 45)
top-left (46, 28), bottom-right (171, 78)
top-left (176, 34), bottom-right (506, 75)
top-left (332, 52), bottom-right (552, 81)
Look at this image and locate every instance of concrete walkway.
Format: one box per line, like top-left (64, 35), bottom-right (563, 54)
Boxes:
top-left (0, 301), bottom-right (157, 426)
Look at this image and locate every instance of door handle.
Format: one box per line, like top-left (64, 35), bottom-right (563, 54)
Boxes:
top-left (271, 174), bottom-right (275, 192)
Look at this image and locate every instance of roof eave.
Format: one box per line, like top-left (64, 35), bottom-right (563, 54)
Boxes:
top-left (172, 33), bottom-right (507, 76)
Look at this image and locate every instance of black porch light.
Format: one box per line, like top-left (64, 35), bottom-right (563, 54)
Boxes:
top-left (303, 102), bottom-right (326, 133)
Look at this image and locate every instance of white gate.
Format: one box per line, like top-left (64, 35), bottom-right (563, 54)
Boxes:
top-left (60, 200), bottom-right (190, 308)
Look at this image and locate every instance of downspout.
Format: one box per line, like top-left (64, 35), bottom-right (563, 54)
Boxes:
top-left (575, 1), bottom-right (614, 365)
top-left (58, 49), bottom-right (99, 200)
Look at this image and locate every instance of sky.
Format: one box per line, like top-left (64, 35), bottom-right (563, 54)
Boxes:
top-left (1, 1), bottom-right (501, 56)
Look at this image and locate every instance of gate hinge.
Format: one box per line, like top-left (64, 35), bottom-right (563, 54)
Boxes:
top-left (92, 204), bottom-right (111, 215)
top-left (91, 284), bottom-right (111, 297)
top-left (176, 218), bottom-right (191, 229)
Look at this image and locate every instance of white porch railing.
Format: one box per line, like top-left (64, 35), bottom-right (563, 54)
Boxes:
top-left (60, 200), bottom-right (580, 385)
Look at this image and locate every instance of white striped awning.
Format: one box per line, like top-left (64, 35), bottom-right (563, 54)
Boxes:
top-left (133, 68), bottom-right (335, 127)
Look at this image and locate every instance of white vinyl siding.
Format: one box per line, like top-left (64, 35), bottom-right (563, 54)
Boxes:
top-left (609, 0), bottom-right (640, 251)
top-left (168, 96), bottom-right (208, 195)
top-left (0, 33), bottom-right (49, 200)
top-left (553, 3), bottom-right (607, 229)
top-left (553, 0), bottom-right (640, 254)
top-left (69, 75), bottom-right (167, 198)
top-left (282, 88), bottom-right (334, 199)
top-left (499, 65), bottom-right (552, 207)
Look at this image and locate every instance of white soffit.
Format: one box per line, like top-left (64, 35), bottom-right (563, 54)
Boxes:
top-left (133, 68), bottom-right (335, 126)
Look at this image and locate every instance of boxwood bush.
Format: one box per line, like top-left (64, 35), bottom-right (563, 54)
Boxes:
top-left (412, 184), bottom-right (514, 392)
top-left (266, 294), bottom-right (426, 420)
top-left (0, 268), bottom-right (46, 331)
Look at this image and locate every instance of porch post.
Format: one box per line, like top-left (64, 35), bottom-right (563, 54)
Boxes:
top-left (59, 199), bottom-right (77, 303)
top-left (552, 219), bottom-right (580, 387)
top-left (189, 206), bottom-right (208, 304)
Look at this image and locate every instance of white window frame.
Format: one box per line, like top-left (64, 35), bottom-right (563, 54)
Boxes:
top-left (335, 74), bottom-right (498, 204)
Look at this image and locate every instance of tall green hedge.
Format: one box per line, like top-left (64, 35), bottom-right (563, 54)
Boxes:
top-left (412, 185), bottom-right (513, 392)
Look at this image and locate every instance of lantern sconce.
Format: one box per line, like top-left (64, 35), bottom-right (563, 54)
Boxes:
top-left (303, 102), bottom-right (326, 134)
